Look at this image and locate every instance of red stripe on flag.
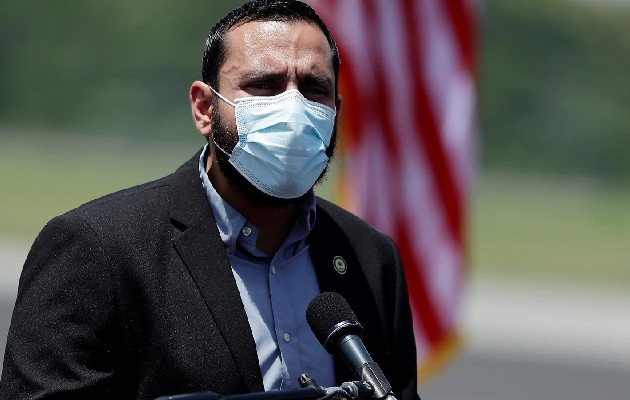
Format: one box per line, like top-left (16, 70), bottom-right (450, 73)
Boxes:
top-left (362, 0), bottom-right (403, 161)
top-left (403, 0), bottom-right (464, 249)
top-left (443, 0), bottom-right (477, 74)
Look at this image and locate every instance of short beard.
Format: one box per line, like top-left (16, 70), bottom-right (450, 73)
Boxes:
top-left (210, 102), bottom-right (336, 208)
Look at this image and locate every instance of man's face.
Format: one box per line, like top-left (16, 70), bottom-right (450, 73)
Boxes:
top-left (210, 20), bottom-right (339, 205)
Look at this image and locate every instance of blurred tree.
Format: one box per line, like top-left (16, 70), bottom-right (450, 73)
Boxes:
top-left (1, 0), bottom-right (630, 181)
top-left (480, 0), bottom-right (630, 181)
top-left (0, 1), bottom-right (244, 138)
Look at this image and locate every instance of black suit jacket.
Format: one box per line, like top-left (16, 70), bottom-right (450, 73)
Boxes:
top-left (0, 151), bottom-right (419, 400)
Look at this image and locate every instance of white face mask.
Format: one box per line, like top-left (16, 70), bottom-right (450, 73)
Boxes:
top-left (209, 86), bottom-right (336, 199)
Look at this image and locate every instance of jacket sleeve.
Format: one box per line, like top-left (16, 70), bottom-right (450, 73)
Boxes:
top-left (0, 214), bottom-right (122, 399)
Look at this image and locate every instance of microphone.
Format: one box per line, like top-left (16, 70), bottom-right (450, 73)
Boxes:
top-left (306, 292), bottom-right (397, 400)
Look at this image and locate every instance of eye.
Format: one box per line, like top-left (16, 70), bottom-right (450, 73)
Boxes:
top-left (249, 81), bottom-right (271, 90)
top-left (245, 81), bottom-right (281, 96)
top-left (304, 86), bottom-right (326, 95)
top-left (300, 85), bottom-right (332, 102)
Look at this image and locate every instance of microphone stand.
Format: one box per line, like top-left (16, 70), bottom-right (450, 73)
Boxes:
top-left (156, 386), bottom-right (326, 400)
top-left (154, 375), bottom-right (375, 400)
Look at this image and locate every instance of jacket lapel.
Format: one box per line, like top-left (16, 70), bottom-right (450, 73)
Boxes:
top-left (169, 151), bottom-right (264, 393)
top-left (309, 201), bottom-right (384, 384)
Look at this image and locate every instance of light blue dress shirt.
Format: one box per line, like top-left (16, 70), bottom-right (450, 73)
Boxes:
top-left (198, 147), bottom-right (335, 391)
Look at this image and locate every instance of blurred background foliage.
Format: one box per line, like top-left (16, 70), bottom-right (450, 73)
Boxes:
top-left (1, 0), bottom-right (629, 286)
top-left (1, 0), bottom-right (629, 180)
top-left (0, 1), bottom-right (238, 138)
top-left (481, 0), bottom-right (630, 181)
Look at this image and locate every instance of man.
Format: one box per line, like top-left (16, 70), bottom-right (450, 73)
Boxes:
top-left (0, 1), bottom-right (419, 399)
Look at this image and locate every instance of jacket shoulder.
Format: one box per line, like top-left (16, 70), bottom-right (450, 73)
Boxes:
top-left (56, 176), bottom-right (172, 238)
top-left (71, 174), bottom-right (172, 216)
top-left (62, 146), bottom-right (204, 228)
top-left (315, 197), bottom-right (392, 246)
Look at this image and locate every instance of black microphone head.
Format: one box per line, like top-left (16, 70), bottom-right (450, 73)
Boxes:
top-left (306, 292), bottom-right (363, 351)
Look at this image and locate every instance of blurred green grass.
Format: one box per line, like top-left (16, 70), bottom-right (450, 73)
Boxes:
top-left (471, 173), bottom-right (630, 288)
top-left (0, 132), bottom-right (201, 240)
top-left (2, 133), bottom-right (628, 288)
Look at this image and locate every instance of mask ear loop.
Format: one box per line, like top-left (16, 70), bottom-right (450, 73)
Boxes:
top-left (211, 135), bottom-right (233, 158)
top-left (208, 85), bottom-right (236, 107)
top-left (206, 85), bottom-right (236, 157)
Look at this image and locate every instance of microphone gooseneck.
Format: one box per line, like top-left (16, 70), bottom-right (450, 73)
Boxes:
top-left (306, 292), bottom-right (397, 400)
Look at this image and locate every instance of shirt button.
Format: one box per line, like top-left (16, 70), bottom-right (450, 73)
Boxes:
top-left (242, 226), bottom-right (252, 236)
top-left (271, 266), bottom-right (277, 275)
top-left (283, 333), bottom-right (291, 342)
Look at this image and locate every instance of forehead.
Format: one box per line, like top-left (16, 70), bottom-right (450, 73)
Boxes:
top-left (220, 20), bottom-right (334, 80)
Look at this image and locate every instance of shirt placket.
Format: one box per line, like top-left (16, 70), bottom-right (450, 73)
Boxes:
top-left (268, 256), bottom-right (298, 390)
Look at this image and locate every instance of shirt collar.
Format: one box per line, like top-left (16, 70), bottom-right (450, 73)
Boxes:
top-left (198, 145), bottom-right (316, 257)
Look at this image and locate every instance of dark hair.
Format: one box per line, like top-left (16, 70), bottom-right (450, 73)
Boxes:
top-left (201, 0), bottom-right (340, 94)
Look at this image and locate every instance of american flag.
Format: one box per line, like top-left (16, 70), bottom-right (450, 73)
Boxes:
top-left (308, 0), bottom-right (477, 378)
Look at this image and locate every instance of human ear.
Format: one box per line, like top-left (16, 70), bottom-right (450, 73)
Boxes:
top-left (189, 81), bottom-right (213, 139)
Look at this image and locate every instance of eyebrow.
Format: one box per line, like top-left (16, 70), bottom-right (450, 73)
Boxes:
top-left (238, 70), bottom-right (285, 84)
top-left (301, 74), bottom-right (334, 91)
top-left (238, 70), bottom-right (334, 90)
